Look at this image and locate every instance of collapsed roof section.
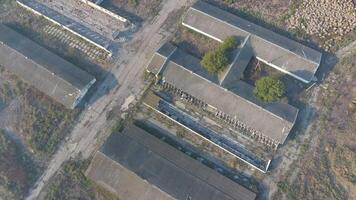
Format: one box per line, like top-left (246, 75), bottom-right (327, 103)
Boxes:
top-left (182, 1), bottom-right (322, 83)
top-left (0, 24), bottom-right (96, 109)
top-left (146, 43), bottom-right (298, 145)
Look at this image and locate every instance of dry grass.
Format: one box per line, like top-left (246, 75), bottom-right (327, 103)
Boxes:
top-left (273, 50), bottom-right (356, 200)
top-left (172, 25), bottom-right (220, 58)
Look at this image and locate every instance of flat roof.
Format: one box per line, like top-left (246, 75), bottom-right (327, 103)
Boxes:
top-left (148, 43), bottom-right (298, 144)
top-left (0, 25), bottom-right (95, 109)
top-left (146, 43), bottom-right (176, 75)
top-left (86, 125), bottom-right (256, 200)
top-left (182, 1), bottom-right (322, 83)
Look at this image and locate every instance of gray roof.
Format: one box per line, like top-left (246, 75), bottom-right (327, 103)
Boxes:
top-left (182, 1), bottom-right (322, 83)
top-left (0, 25), bottom-right (95, 109)
top-left (146, 43), bottom-right (176, 75)
top-left (148, 43), bottom-right (298, 144)
top-left (220, 35), bottom-right (253, 88)
top-left (87, 125), bottom-right (256, 200)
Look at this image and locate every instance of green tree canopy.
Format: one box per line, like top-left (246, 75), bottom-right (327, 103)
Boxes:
top-left (221, 36), bottom-right (237, 51)
top-left (253, 77), bottom-right (285, 102)
top-left (201, 36), bottom-right (237, 74)
top-left (201, 50), bottom-right (229, 73)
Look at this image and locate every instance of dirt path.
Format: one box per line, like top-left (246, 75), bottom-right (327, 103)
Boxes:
top-left (336, 40), bottom-right (356, 58)
top-left (26, 1), bottom-right (189, 199)
top-left (260, 40), bottom-right (356, 199)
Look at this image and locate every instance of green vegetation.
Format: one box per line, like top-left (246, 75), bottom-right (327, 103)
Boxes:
top-left (277, 181), bottom-right (295, 200)
top-left (332, 145), bottom-right (356, 184)
top-left (1, 67), bottom-right (77, 159)
top-left (29, 100), bottom-right (76, 155)
top-left (224, 0), bottom-right (235, 4)
top-left (128, 0), bottom-right (139, 6)
top-left (275, 151), bottom-right (346, 200)
top-left (201, 36), bottom-right (237, 73)
top-left (44, 160), bottom-right (119, 200)
top-left (44, 160), bottom-right (93, 199)
top-left (0, 129), bottom-right (40, 200)
top-left (111, 118), bottom-right (124, 133)
top-left (253, 76), bottom-right (284, 102)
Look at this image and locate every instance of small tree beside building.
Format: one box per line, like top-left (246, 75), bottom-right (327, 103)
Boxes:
top-left (201, 36), bottom-right (237, 73)
top-left (254, 76), bottom-right (284, 102)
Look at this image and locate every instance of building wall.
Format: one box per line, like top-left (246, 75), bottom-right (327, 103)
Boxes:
top-left (221, 36), bottom-right (253, 89)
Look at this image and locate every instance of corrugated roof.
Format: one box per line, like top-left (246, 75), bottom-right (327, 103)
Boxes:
top-left (0, 25), bottom-right (95, 109)
top-left (87, 125), bottom-right (256, 200)
top-left (182, 1), bottom-right (322, 83)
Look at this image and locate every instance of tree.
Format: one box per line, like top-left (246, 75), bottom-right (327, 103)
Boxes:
top-left (201, 36), bottom-right (237, 74)
top-left (201, 50), bottom-right (229, 73)
top-left (253, 77), bottom-right (284, 102)
top-left (221, 36), bottom-right (237, 51)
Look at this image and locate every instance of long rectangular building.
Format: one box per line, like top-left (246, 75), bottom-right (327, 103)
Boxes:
top-left (0, 25), bottom-right (96, 109)
top-left (17, 0), bottom-right (113, 54)
top-left (147, 43), bottom-right (298, 146)
top-left (86, 125), bottom-right (256, 200)
top-left (182, 1), bottom-right (322, 83)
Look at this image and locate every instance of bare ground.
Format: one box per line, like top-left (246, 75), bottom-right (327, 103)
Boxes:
top-left (26, 0), bottom-right (191, 199)
top-left (262, 41), bottom-right (356, 200)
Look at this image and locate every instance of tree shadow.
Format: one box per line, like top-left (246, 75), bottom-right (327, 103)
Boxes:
top-left (174, 40), bottom-right (204, 58)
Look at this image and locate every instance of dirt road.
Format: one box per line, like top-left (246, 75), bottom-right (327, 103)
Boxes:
top-left (261, 40), bottom-right (356, 199)
top-left (26, 0), bottom-right (189, 199)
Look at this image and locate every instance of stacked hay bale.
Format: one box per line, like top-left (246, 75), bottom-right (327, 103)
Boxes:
top-left (288, 0), bottom-right (356, 51)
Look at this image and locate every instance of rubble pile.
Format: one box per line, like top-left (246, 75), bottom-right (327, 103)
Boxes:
top-left (288, 0), bottom-right (356, 50)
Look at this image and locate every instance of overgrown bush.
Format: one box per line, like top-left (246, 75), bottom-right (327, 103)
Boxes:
top-left (253, 76), bottom-right (284, 102)
top-left (201, 36), bottom-right (237, 73)
top-left (0, 129), bottom-right (40, 199)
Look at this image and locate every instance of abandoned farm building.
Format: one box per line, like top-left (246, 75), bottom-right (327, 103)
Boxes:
top-left (86, 125), bottom-right (256, 200)
top-left (146, 43), bottom-right (298, 147)
top-left (182, 0), bottom-right (322, 83)
top-left (0, 24), bottom-right (96, 109)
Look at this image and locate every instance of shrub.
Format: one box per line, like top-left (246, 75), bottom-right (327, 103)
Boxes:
top-left (253, 76), bottom-right (284, 102)
top-left (221, 36), bottom-right (237, 51)
top-left (201, 50), bottom-right (229, 73)
top-left (224, 0), bottom-right (235, 4)
top-left (201, 36), bottom-right (237, 73)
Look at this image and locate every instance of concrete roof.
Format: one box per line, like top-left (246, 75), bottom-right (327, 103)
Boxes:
top-left (87, 152), bottom-right (174, 200)
top-left (182, 1), bottom-right (322, 83)
top-left (162, 59), bottom-right (297, 144)
top-left (146, 43), bottom-right (176, 75)
top-left (86, 125), bottom-right (256, 200)
top-left (147, 43), bottom-right (298, 144)
top-left (0, 25), bottom-right (95, 109)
